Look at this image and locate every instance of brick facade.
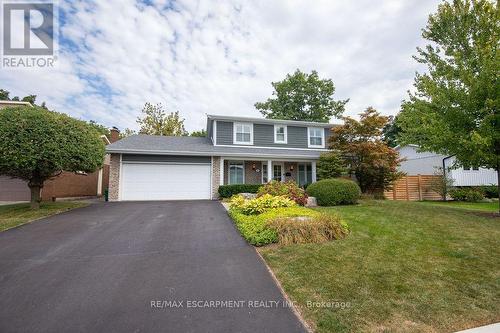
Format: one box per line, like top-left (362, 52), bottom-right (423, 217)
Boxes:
top-left (284, 162), bottom-right (298, 182)
top-left (211, 156), bottom-right (221, 199)
top-left (220, 160), bottom-right (299, 185)
top-left (108, 153), bottom-right (121, 201)
top-left (244, 161), bottom-right (263, 184)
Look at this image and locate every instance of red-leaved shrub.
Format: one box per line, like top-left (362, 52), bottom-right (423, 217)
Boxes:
top-left (257, 180), bottom-right (308, 206)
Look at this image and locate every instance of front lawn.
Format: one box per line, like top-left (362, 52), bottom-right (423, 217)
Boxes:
top-left (418, 200), bottom-right (499, 213)
top-left (259, 200), bottom-right (500, 332)
top-left (0, 201), bottom-right (88, 232)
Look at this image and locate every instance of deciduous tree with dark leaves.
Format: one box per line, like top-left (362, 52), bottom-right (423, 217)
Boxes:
top-left (255, 69), bottom-right (348, 123)
top-left (330, 107), bottom-right (404, 195)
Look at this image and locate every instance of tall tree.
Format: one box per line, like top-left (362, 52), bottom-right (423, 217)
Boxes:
top-left (0, 107), bottom-right (105, 209)
top-left (87, 120), bottom-right (110, 139)
top-left (330, 107), bottom-right (404, 195)
top-left (120, 128), bottom-right (136, 138)
top-left (190, 129), bottom-right (207, 137)
top-left (0, 88), bottom-right (48, 107)
top-left (382, 115), bottom-right (401, 148)
top-left (397, 0), bottom-right (499, 212)
top-left (255, 69), bottom-right (348, 122)
top-left (137, 103), bottom-right (187, 136)
top-left (0, 89), bottom-right (9, 100)
top-left (21, 95), bottom-right (37, 105)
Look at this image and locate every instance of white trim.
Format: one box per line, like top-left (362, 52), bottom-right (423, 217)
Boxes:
top-left (121, 161), bottom-right (211, 165)
top-left (210, 156), bottom-right (213, 200)
top-left (207, 114), bottom-right (337, 128)
top-left (0, 100), bottom-right (33, 107)
top-left (106, 148), bottom-right (321, 160)
top-left (273, 124), bottom-right (287, 144)
top-left (228, 160), bottom-right (245, 184)
top-left (308, 127), bottom-right (325, 148)
top-left (267, 160), bottom-right (272, 183)
top-left (97, 168), bottom-right (103, 195)
top-left (311, 161), bottom-right (317, 182)
top-left (220, 157), bottom-right (224, 186)
top-left (213, 120), bottom-right (217, 145)
top-left (118, 154), bottom-right (123, 201)
top-left (100, 134), bottom-right (111, 145)
top-left (212, 144), bottom-right (328, 152)
top-left (233, 122), bottom-right (254, 145)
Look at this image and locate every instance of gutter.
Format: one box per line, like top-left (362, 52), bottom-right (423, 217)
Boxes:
top-left (105, 148), bottom-right (321, 160)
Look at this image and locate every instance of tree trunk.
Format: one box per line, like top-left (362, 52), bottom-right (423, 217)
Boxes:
top-left (29, 185), bottom-right (41, 210)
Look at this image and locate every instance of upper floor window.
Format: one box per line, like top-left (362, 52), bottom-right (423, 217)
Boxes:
top-left (234, 122), bottom-right (253, 145)
top-left (274, 125), bottom-right (287, 144)
top-left (308, 127), bottom-right (325, 148)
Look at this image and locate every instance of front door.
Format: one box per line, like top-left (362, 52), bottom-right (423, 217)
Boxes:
top-left (273, 163), bottom-right (283, 182)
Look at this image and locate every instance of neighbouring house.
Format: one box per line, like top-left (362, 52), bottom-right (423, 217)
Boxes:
top-left (396, 145), bottom-right (498, 186)
top-left (0, 100), bottom-right (34, 109)
top-left (0, 112), bottom-right (118, 201)
top-left (105, 114), bottom-right (335, 201)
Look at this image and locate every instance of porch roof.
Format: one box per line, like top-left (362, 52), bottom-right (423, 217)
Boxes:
top-left (106, 135), bottom-right (323, 160)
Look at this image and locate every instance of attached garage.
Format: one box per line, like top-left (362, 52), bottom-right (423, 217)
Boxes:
top-left (120, 155), bottom-right (212, 201)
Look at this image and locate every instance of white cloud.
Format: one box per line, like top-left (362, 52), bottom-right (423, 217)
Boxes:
top-left (0, 0), bottom-right (440, 132)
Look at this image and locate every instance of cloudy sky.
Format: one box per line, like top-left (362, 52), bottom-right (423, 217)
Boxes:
top-left (1, 0), bottom-right (440, 132)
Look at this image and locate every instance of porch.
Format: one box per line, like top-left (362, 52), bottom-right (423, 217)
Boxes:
top-left (220, 159), bottom-right (317, 187)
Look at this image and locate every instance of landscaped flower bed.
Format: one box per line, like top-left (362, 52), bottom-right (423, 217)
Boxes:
top-left (228, 194), bottom-right (348, 246)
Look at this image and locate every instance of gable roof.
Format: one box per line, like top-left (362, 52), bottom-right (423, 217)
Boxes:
top-left (207, 114), bottom-right (337, 128)
top-left (106, 135), bottom-right (323, 159)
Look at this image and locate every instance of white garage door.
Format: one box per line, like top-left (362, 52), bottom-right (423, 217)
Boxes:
top-left (121, 163), bottom-right (211, 201)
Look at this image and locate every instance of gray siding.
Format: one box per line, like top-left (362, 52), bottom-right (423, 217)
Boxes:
top-left (216, 121), bottom-right (233, 145)
top-left (254, 124), bottom-right (307, 148)
top-left (122, 154), bottom-right (211, 163)
top-left (216, 121), bottom-right (315, 148)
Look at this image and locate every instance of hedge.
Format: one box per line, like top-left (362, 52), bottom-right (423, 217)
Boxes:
top-left (218, 184), bottom-right (262, 198)
top-left (306, 178), bottom-right (361, 206)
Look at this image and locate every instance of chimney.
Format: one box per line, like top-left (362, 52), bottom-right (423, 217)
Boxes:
top-left (110, 127), bottom-right (120, 143)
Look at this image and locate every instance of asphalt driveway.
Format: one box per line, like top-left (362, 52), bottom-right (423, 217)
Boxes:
top-left (0, 201), bottom-right (306, 333)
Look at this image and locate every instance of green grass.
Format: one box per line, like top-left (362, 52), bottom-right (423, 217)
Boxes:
top-left (259, 200), bottom-right (500, 332)
top-left (0, 201), bottom-right (88, 232)
top-left (418, 200), bottom-right (499, 213)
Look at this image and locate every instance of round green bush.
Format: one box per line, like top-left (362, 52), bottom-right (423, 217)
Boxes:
top-left (306, 178), bottom-right (361, 206)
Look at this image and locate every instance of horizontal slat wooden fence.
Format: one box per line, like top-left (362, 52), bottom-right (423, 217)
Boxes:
top-left (384, 175), bottom-right (442, 201)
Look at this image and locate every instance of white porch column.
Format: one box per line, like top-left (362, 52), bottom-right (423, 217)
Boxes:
top-left (220, 158), bottom-right (224, 185)
top-left (97, 168), bottom-right (103, 195)
top-left (311, 161), bottom-right (317, 182)
top-left (267, 160), bottom-right (272, 183)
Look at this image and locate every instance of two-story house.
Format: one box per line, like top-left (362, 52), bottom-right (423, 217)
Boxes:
top-left (105, 114), bottom-right (335, 201)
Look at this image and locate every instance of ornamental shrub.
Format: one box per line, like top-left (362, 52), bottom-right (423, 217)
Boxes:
top-left (479, 185), bottom-right (498, 198)
top-left (218, 184), bottom-right (262, 198)
top-left (267, 213), bottom-right (349, 245)
top-left (449, 187), bottom-right (484, 202)
top-left (228, 206), bottom-right (320, 246)
top-left (306, 178), bottom-right (361, 206)
top-left (230, 194), bottom-right (296, 215)
top-left (257, 180), bottom-right (308, 205)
